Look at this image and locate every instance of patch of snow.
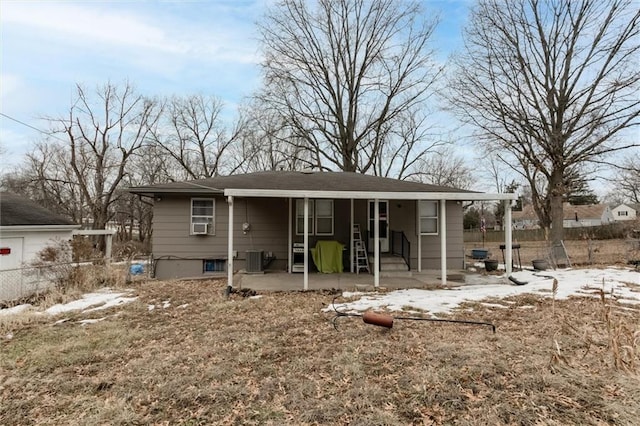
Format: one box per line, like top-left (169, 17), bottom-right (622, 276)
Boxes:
top-left (83, 296), bottom-right (138, 313)
top-left (248, 295), bottom-right (263, 300)
top-left (0, 304), bottom-right (33, 316)
top-left (162, 300), bottom-right (171, 309)
top-left (479, 303), bottom-right (509, 309)
top-left (45, 289), bottom-right (137, 315)
top-left (178, 303), bottom-right (189, 308)
top-left (327, 267), bottom-right (639, 316)
top-left (148, 304), bottom-right (155, 311)
top-left (54, 318), bottom-right (70, 325)
top-left (78, 317), bottom-right (106, 326)
top-left (4, 332), bottom-right (13, 340)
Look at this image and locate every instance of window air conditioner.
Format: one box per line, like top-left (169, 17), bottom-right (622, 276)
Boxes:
top-left (192, 223), bottom-right (209, 235)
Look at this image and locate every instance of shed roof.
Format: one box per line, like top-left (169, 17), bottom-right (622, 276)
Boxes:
top-left (0, 192), bottom-right (76, 227)
top-left (129, 171), bottom-right (516, 201)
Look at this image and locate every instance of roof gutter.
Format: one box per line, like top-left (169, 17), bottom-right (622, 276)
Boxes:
top-left (0, 224), bottom-right (81, 232)
top-left (224, 188), bottom-right (517, 201)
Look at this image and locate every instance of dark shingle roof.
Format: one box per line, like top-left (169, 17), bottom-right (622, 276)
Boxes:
top-left (0, 192), bottom-right (76, 226)
top-left (129, 171), bottom-right (476, 195)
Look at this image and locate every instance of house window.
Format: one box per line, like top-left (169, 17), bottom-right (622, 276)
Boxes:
top-left (191, 198), bottom-right (214, 235)
top-left (296, 199), bottom-right (314, 235)
top-left (419, 201), bottom-right (438, 235)
top-left (295, 199), bottom-right (334, 235)
top-left (618, 211), bottom-right (628, 216)
top-left (204, 259), bottom-right (225, 272)
top-left (315, 200), bottom-right (334, 235)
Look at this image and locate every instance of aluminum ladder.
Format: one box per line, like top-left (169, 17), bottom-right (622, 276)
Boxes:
top-left (353, 224), bottom-right (370, 274)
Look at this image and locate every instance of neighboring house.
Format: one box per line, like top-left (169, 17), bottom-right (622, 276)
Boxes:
top-left (0, 192), bottom-right (80, 301)
top-left (130, 171), bottom-right (516, 289)
top-left (611, 203), bottom-right (639, 222)
top-left (512, 205), bottom-right (540, 229)
top-left (562, 203), bottom-right (615, 228)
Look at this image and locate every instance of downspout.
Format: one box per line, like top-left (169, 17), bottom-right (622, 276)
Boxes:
top-left (440, 199), bottom-right (447, 286)
top-left (227, 195), bottom-right (234, 292)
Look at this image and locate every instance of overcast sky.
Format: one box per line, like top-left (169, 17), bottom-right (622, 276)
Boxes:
top-left (1, 0), bottom-right (473, 171)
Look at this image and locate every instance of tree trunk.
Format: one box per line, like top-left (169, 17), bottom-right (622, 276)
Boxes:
top-left (549, 169), bottom-right (565, 245)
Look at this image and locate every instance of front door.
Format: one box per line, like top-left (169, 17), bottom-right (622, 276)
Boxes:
top-left (368, 200), bottom-right (389, 252)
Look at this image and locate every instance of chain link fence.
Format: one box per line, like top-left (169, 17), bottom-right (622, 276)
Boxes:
top-left (0, 264), bottom-right (67, 303)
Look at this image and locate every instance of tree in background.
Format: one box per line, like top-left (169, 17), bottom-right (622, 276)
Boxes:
top-left (258, 0), bottom-right (442, 174)
top-left (406, 145), bottom-right (473, 189)
top-left (234, 99), bottom-right (316, 172)
top-left (51, 82), bottom-right (161, 249)
top-left (150, 95), bottom-right (247, 180)
top-left (612, 153), bottom-right (640, 203)
top-left (449, 0), bottom-right (639, 245)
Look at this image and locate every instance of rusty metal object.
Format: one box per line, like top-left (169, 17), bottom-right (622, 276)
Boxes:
top-left (331, 296), bottom-right (496, 333)
top-left (362, 311), bottom-right (394, 328)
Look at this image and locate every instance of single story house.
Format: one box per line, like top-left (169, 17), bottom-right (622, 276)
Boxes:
top-left (129, 171), bottom-right (517, 289)
top-left (563, 203), bottom-right (615, 228)
top-left (0, 192), bottom-right (80, 301)
top-left (512, 205), bottom-right (539, 230)
top-left (611, 203), bottom-right (639, 222)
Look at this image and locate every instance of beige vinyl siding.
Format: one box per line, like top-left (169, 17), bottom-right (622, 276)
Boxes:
top-left (417, 201), bottom-right (464, 269)
top-left (153, 196), bottom-right (290, 259)
top-left (151, 196), bottom-right (465, 278)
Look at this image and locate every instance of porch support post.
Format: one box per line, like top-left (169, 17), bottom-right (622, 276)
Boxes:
top-left (288, 198), bottom-right (292, 274)
top-left (417, 200), bottom-right (422, 272)
top-left (350, 199), bottom-right (354, 273)
top-left (105, 233), bottom-right (113, 265)
top-left (374, 199), bottom-right (380, 288)
top-left (440, 199), bottom-right (447, 286)
top-left (227, 195), bottom-right (234, 291)
top-left (505, 200), bottom-right (513, 275)
top-left (303, 197), bottom-right (309, 291)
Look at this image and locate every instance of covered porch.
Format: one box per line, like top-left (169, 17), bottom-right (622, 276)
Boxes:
top-left (225, 188), bottom-right (517, 292)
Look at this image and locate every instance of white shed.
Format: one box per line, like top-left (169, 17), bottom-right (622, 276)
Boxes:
top-left (0, 192), bottom-right (79, 301)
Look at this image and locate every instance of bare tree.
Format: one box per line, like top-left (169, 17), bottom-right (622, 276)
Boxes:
top-left (150, 95), bottom-right (246, 179)
top-left (1, 141), bottom-right (88, 223)
top-left (258, 0), bottom-right (442, 173)
top-left (404, 145), bottom-right (474, 189)
top-left (49, 82), bottom-right (161, 249)
top-left (233, 99), bottom-right (315, 172)
top-left (448, 0), bottom-right (640, 245)
top-left (612, 153), bottom-right (640, 203)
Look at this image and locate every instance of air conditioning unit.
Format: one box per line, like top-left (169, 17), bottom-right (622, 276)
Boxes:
top-left (192, 223), bottom-right (209, 235)
top-left (246, 250), bottom-right (264, 273)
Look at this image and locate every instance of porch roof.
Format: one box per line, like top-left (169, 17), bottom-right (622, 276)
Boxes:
top-left (129, 171), bottom-right (516, 201)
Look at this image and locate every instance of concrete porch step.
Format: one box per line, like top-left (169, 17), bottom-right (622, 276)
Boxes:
top-left (369, 255), bottom-right (409, 272)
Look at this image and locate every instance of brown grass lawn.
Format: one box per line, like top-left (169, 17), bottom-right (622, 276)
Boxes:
top-left (473, 238), bottom-right (638, 267)
top-left (1, 276), bottom-right (639, 425)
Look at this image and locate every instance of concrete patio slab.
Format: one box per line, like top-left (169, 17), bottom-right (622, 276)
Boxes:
top-left (233, 269), bottom-right (508, 292)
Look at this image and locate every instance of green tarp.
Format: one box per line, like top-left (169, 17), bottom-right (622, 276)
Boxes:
top-left (311, 240), bottom-right (344, 273)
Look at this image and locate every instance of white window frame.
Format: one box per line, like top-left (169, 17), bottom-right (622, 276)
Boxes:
top-left (315, 199), bottom-right (334, 236)
top-left (191, 198), bottom-right (215, 235)
top-left (418, 200), bottom-right (439, 235)
top-left (295, 199), bottom-right (335, 236)
top-left (296, 199), bottom-right (314, 235)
